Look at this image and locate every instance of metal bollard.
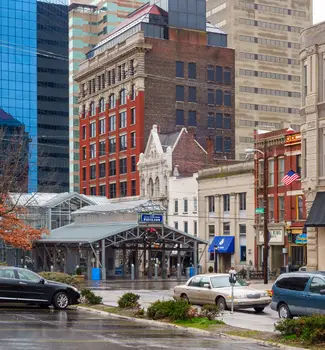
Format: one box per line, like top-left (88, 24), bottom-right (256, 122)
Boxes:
top-left (154, 263), bottom-right (158, 280)
top-left (177, 263), bottom-right (181, 280)
top-left (131, 263), bottom-right (135, 280)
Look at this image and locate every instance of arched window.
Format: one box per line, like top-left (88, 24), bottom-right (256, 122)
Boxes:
top-left (119, 89), bottom-right (126, 105)
top-left (90, 101), bottom-right (95, 116)
top-left (148, 178), bottom-right (154, 198)
top-left (109, 94), bottom-right (115, 109)
top-left (99, 97), bottom-right (105, 112)
top-left (154, 177), bottom-right (160, 197)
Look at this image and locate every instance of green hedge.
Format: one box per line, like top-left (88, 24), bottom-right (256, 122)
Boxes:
top-left (275, 315), bottom-right (325, 344)
top-left (118, 293), bottom-right (140, 309)
top-left (81, 288), bottom-right (102, 305)
top-left (39, 272), bottom-right (80, 287)
top-left (147, 300), bottom-right (191, 321)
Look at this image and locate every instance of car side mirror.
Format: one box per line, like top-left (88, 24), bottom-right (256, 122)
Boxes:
top-left (320, 289), bottom-right (325, 295)
top-left (203, 283), bottom-right (211, 289)
top-left (39, 278), bottom-right (45, 285)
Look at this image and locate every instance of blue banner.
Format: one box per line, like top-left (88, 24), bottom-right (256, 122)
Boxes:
top-left (139, 213), bottom-right (163, 224)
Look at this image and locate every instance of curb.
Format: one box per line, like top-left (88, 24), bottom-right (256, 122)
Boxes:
top-left (77, 306), bottom-right (305, 350)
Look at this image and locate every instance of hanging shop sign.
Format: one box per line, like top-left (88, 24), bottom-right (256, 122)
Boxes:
top-left (138, 213), bottom-right (164, 224)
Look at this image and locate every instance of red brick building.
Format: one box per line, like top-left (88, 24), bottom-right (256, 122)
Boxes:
top-left (75, 1), bottom-right (235, 198)
top-left (254, 129), bottom-right (307, 272)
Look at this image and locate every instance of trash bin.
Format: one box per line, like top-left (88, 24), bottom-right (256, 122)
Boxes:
top-left (189, 266), bottom-right (196, 278)
top-left (91, 267), bottom-right (101, 280)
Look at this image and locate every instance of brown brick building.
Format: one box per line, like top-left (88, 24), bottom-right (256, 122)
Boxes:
top-left (75, 0), bottom-right (235, 198)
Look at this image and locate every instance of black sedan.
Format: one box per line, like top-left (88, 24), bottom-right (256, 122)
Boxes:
top-left (0, 266), bottom-right (80, 309)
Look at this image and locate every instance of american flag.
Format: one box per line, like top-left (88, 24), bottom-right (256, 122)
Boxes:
top-left (281, 170), bottom-right (300, 186)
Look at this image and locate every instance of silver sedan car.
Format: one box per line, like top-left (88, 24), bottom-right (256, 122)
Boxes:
top-left (173, 273), bottom-right (271, 312)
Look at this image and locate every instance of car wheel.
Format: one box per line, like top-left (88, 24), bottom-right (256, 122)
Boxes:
top-left (216, 297), bottom-right (227, 312)
top-left (278, 303), bottom-right (292, 319)
top-left (53, 292), bottom-right (69, 310)
top-left (254, 307), bottom-right (265, 313)
top-left (180, 294), bottom-right (189, 303)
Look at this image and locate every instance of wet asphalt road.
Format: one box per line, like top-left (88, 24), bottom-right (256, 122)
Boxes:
top-left (0, 307), bottom-right (278, 350)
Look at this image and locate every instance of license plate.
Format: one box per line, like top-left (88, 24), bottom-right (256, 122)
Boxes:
top-left (247, 294), bottom-right (260, 299)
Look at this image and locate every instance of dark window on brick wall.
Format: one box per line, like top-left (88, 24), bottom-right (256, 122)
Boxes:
top-left (207, 65), bottom-right (214, 81)
top-left (215, 136), bottom-right (223, 152)
top-left (120, 181), bottom-right (127, 197)
top-left (188, 62), bottom-right (196, 79)
top-left (109, 160), bottom-right (116, 176)
top-left (90, 187), bottom-right (96, 195)
top-left (224, 115), bottom-right (231, 129)
top-left (109, 137), bottom-right (116, 153)
top-left (176, 85), bottom-right (184, 101)
top-left (99, 140), bottom-right (106, 156)
top-left (131, 108), bottom-right (136, 124)
top-left (188, 111), bottom-right (197, 126)
top-left (176, 109), bottom-right (184, 125)
top-left (188, 87), bottom-right (196, 102)
top-left (216, 66), bottom-right (223, 83)
top-left (176, 61), bottom-right (184, 78)
top-left (216, 90), bottom-right (223, 105)
top-left (109, 183), bottom-right (116, 198)
top-left (90, 165), bottom-right (96, 179)
top-left (119, 158), bottom-right (127, 174)
top-left (224, 137), bottom-right (232, 152)
top-left (82, 167), bottom-right (86, 181)
top-left (224, 91), bottom-right (232, 106)
top-left (216, 113), bottom-right (223, 128)
top-left (99, 163), bottom-right (106, 178)
top-left (131, 155), bottom-right (136, 172)
top-left (208, 89), bottom-right (214, 105)
top-left (224, 69), bottom-right (231, 84)
top-left (208, 113), bottom-right (215, 128)
top-left (99, 184), bottom-right (106, 196)
top-left (131, 180), bottom-right (136, 196)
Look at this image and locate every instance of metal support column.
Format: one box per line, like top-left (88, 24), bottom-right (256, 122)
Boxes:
top-left (148, 245), bottom-right (152, 279)
top-left (177, 245), bottom-right (181, 279)
top-left (122, 245), bottom-right (127, 277)
top-left (193, 242), bottom-right (198, 275)
top-left (162, 243), bottom-right (166, 279)
top-left (134, 244), bottom-right (138, 279)
top-left (101, 239), bottom-right (106, 281)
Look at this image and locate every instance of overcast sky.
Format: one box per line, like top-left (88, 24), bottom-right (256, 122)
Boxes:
top-left (314, 0), bottom-right (325, 24)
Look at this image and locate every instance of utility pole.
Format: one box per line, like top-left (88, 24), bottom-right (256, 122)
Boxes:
top-left (263, 141), bottom-right (269, 285)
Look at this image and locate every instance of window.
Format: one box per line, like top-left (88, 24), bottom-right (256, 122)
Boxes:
top-left (174, 199), bottom-right (179, 213)
top-left (224, 137), bottom-right (231, 153)
top-left (184, 221), bottom-right (188, 233)
top-left (82, 125), bottom-right (86, 140)
top-left (176, 85), bottom-right (184, 101)
top-left (176, 61), bottom-right (184, 78)
top-left (119, 158), bottom-right (127, 174)
top-left (223, 222), bottom-right (230, 235)
top-left (109, 183), bottom-right (116, 198)
top-left (224, 91), bottom-right (231, 106)
top-left (268, 159), bottom-right (275, 186)
top-left (90, 165), bottom-right (96, 179)
top-left (176, 109), bottom-right (184, 125)
top-left (276, 277), bottom-right (309, 291)
top-left (309, 277), bottom-right (325, 294)
top-left (224, 69), bottom-right (231, 84)
top-left (297, 195), bottom-right (304, 220)
top-left (208, 90), bottom-right (214, 105)
top-left (17, 269), bottom-right (41, 282)
top-left (296, 154), bottom-right (302, 176)
top-left (216, 66), bottom-right (223, 83)
top-left (208, 196), bottom-right (215, 213)
top-left (269, 197), bottom-right (274, 222)
top-left (216, 90), bottom-right (223, 105)
top-left (99, 163), bottom-right (106, 178)
top-left (131, 180), bottom-right (136, 196)
top-left (278, 157), bottom-right (285, 184)
top-left (239, 224), bottom-right (246, 234)
top-left (90, 143), bottom-right (96, 159)
top-left (239, 193), bottom-right (246, 211)
top-left (90, 186), bottom-right (96, 195)
top-left (109, 115), bottom-right (116, 131)
top-left (131, 84), bottom-right (136, 100)
top-left (258, 160), bottom-right (264, 187)
top-left (193, 197), bottom-right (197, 212)
top-left (208, 113), bottom-right (215, 128)
top-left (109, 160), bottom-right (116, 176)
top-left (188, 63), bottom-right (196, 79)
top-left (188, 111), bottom-right (197, 126)
top-left (120, 181), bottom-right (127, 197)
top-left (99, 118), bottom-right (106, 134)
top-left (109, 137), bottom-right (116, 153)
top-left (0, 268), bottom-right (15, 279)
top-left (207, 65), bottom-right (214, 81)
top-left (90, 122), bottom-right (96, 138)
top-left (99, 98), bottom-right (105, 112)
top-left (131, 108), bottom-right (136, 124)
top-left (188, 87), bottom-right (196, 102)
top-left (239, 224), bottom-right (246, 262)
top-left (120, 134), bottom-right (127, 151)
top-left (174, 221), bottom-right (179, 229)
top-left (119, 111), bottom-right (127, 128)
top-left (223, 194), bottom-right (230, 212)
top-left (224, 115), bottom-right (231, 129)
top-left (109, 94), bottom-right (115, 108)
top-left (194, 221), bottom-right (197, 236)
top-left (131, 155), bottom-right (136, 172)
top-left (99, 184), bottom-right (106, 196)
top-left (183, 199), bottom-right (188, 213)
top-left (215, 136), bottom-right (223, 152)
top-left (90, 101), bottom-right (95, 116)
top-left (278, 196), bottom-right (285, 222)
top-left (82, 167), bottom-right (86, 181)
top-left (99, 140), bottom-right (106, 156)
top-left (82, 146), bottom-right (87, 160)
top-left (216, 113), bottom-right (223, 128)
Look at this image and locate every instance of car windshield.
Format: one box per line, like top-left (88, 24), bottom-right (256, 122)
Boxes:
top-left (210, 276), bottom-right (247, 288)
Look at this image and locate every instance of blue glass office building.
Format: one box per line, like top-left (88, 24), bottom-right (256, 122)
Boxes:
top-left (0, 0), bottom-right (37, 192)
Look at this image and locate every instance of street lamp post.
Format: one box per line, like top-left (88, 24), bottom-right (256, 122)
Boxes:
top-left (246, 145), bottom-right (269, 284)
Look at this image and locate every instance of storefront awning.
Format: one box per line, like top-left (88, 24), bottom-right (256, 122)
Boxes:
top-left (208, 236), bottom-right (235, 253)
top-left (305, 192), bottom-right (325, 227)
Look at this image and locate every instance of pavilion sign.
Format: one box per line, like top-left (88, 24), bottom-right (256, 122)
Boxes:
top-left (138, 213), bottom-right (164, 224)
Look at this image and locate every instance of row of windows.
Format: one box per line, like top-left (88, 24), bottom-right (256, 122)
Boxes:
top-left (239, 1), bottom-right (306, 17)
top-left (38, 96), bottom-right (68, 103)
top-left (38, 109), bottom-right (68, 117)
top-left (239, 35), bottom-right (300, 49)
top-left (37, 67), bottom-right (68, 75)
top-left (82, 60), bottom-right (135, 96)
top-left (208, 113), bottom-right (231, 129)
top-left (37, 23), bottom-right (67, 34)
top-left (38, 123), bottom-right (68, 131)
top-left (84, 180), bottom-right (136, 198)
top-left (207, 65), bottom-right (231, 84)
top-left (239, 52), bottom-right (299, 65)
top-left (174, 220), bottom-right (197, 236)
top-left (238, 18), bottom-right (302, 33)
top-left (208, 89), bottom-right (232, 106)
top-left (83, 156), bottom-right (137, 180)
top-left (176, 61), bottom-right (196, 79)
top-left (174, 197), bottom-right (198, 214)
top-left (215, 136), bottom-right (232, 153)
top-left (239, 69), bottom-right (300, 82)
top-left (240, 86), bottom-right (301, 98)
top-left (176, 85), bottom-right (197, 102)
top-left (37, 81), bottom-right (69, 89)
top-left (239, 136), bottom-right (254, 144)
top-left (176, 109), bottom-right (197, 126)
top-left (37, 39), bottom-right (68, 48)
top-left (238, 119), bottom-right (282, 130)
top-left (208, 193), bottom-right (247, 213)
top-left (240, 103), bottom-right (300, 115)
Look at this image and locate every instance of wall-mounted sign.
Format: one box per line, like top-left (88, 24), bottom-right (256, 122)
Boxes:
top-left (255, 208), bottom-right (264, 214)
top-left (139, 213), bottom-right (163, 224)
top-left (259, 229), bottom-right (284, 244)
top-left (285, 133), bottom-right (301, 146)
